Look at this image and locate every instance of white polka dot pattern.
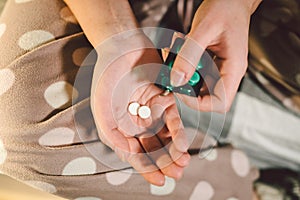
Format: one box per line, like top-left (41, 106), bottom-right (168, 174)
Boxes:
top-left (0, 69), bottom-right (15, 96)
top-left (199, 149), bottom-right (218, 161)
top-left (189, 181), bottom-right (214, 200)
top-left (15, 0), bottom-right (33, 3)
top-left (38, 127), bottom-right (75, 146)
top-left (18, 30), bottom-right (55, 50)
top-left (75, 197), bottom-right (101, 200)
top-left (231, 150), bottom-right (250, 177)
top-left (0, 140), bottom-right (7, 165)
top-left (106, 169), bottom-right (133, 186)
top-left (24, 181), bottom-right (57, 193)
top-left (44, 81), bottom-right (78, 109)
top-left (0, 23), bottom-right (6, 39)
top-left (150, 176), bottom-right (176, 196)
top-left (62, 157), bottom-right (96, 175)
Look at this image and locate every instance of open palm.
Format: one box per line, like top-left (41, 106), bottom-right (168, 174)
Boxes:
top-left (91, 34), bottom-right (190, 186)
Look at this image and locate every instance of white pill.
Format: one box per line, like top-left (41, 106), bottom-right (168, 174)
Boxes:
top-left (138, 106), bottom-right (151, 119)
top-left (128, 102), bottom-right (140, 116)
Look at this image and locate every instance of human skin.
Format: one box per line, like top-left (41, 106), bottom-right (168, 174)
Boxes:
top-left (64, 0), bottom-right (190, 186)
top-left (64, 0), bottom-right (261, 186)
top-left (170, 0), bottom-right (262, 112)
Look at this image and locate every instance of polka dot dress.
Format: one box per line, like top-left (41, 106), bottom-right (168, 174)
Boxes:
top-left (0, 0), bottom-right (258, 199)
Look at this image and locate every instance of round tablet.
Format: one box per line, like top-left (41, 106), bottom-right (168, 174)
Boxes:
top-left (138, 106), bottom-right (151, 119)
top-left (128, 102), bottom-right (140, 116)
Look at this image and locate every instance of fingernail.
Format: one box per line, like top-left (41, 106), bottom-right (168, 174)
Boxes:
top-left (170, 70), bottom-right (186, 87)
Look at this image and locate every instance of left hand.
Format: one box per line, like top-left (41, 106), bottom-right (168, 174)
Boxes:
top-left (91, 32), bottom-right (190, 186)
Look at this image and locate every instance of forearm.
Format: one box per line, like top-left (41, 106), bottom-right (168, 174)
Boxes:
top-left (64, 0), bottom-right (139, 47)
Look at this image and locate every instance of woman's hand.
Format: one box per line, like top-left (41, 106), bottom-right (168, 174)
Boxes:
top-left (65, 0), bottom-right (190, 186)
top-left (91, 32), bottom-right (190, 186)
top-left (170, 0), bottom-right (262, 112)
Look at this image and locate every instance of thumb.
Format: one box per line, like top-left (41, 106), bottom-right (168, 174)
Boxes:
top-left (170, 36), bottom-right (206, 87)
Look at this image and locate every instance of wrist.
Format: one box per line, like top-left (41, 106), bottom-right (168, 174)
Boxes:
top-left (90, 1), bottom-right (139, 46)
top-left (65, 0), bottom-right (139, 47)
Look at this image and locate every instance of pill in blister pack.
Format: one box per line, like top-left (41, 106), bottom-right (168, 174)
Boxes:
top-left (155, 37), bottom-right (204, 97)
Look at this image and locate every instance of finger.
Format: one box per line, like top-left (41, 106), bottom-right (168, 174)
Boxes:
top-left (169, 143), bottom-right (191, 167)
top-left (210, 50), bottom-right (247, 111)
top-left (142, 91), bottom-right (175, 132)
top-left (156, 154), bottom-right (184, 180)
top-left (106, 128), bottom-right (131, 161)
top-left (149, 103), bottom-right (166, 131)
top-left (164, 104), bottom-right (189, 152)
top-left (177, 57), bottom-right (246, 112)
top-left (117, 111), bottom-right (148, 137)
top-left (156, 127), bottom-right (191, 167)
top-left (125, 136), bottom-right (166, 186)
top-left (140, 170), bottom-right (166, 186)
top-left (127, 153), bottom-right (166, 186)
top-left (131, 83), bottom-right (163, 106)
top-left (149, 92), bottom-right (174, 120)
top-left (199, 74), bottom-right (217, 96)
top-left (170, 37), bottom-right (205, 87)
top-left (138, 132), bottom-right (184, 180)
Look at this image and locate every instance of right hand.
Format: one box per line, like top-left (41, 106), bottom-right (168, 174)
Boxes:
top-left (170, 0), bottom-right (262, 112)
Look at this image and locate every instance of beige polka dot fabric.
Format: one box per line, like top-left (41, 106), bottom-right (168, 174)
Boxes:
top-left (0, 68), bottom-right (15, 96)
top-left (38, 127), bottom-right (75, 146)
top-left (150, 176), bottom-right (176, 196)
top-left (189, 181), bottom-right (214, 200)
top-left (18, 30), bottom-right (55, 50)
top-left (105, 169), bottom-right (133, 186)
top-left (44, 81), bottom-right (79, 109)
top-left (0, 0), bottom-right (258, 199)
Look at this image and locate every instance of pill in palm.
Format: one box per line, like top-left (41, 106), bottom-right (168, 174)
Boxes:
top-left (128, 102), bottom-right (140, 116)
top-left (138, 105), bottom-right (151, 119)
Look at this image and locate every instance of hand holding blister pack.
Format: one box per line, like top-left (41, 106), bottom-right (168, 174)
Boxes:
top-left (73, 28), bottom-right (225, 186)
top-left (156, 37), bottom-right (205, 97)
